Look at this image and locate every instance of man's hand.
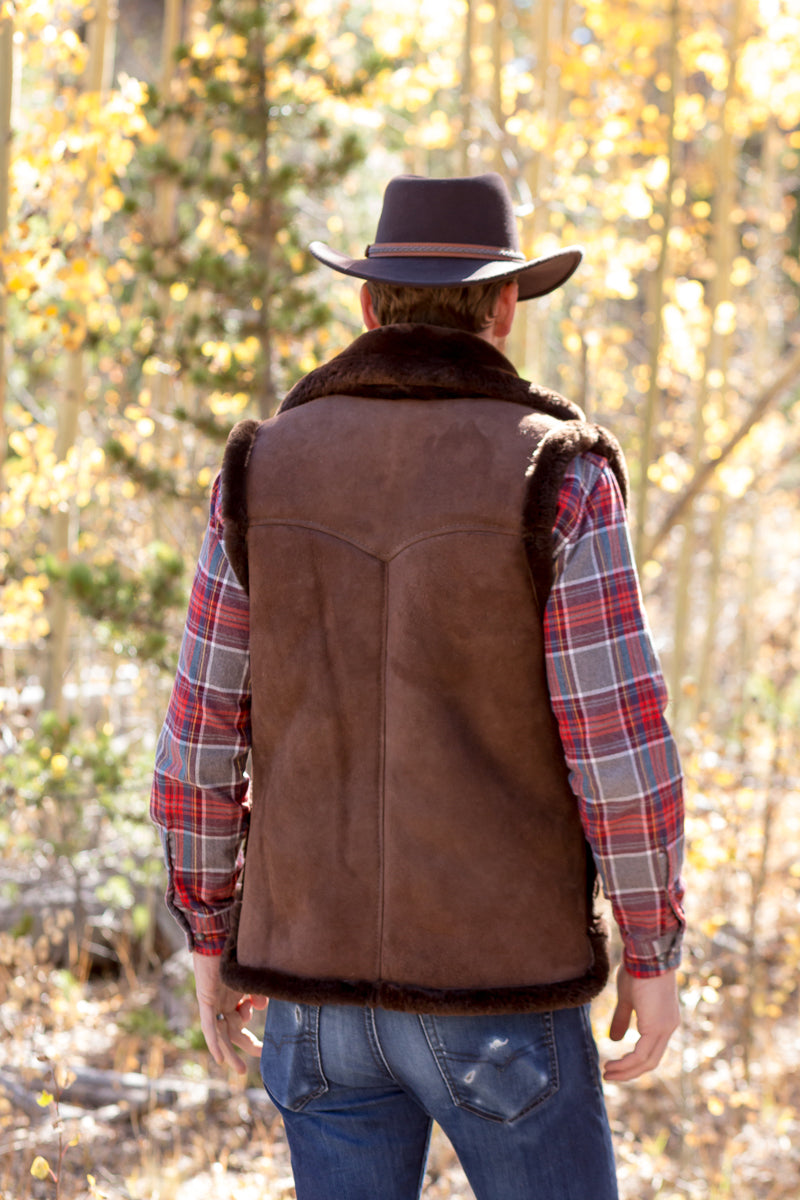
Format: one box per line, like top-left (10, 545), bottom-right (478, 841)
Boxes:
top-left (603, 965), bottom-right (680, 1082)
top-left (192, 951), bottom-right (268, 1075)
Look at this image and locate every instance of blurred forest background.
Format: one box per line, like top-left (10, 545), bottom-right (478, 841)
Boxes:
top-left (2, 0), bottom-right (800, 1196)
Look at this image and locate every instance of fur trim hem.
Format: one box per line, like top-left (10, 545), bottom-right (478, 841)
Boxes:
top-left (220, 419), bottom-right (260, 593)
top-left (522, 420), bottom-right (629, 612)
top-left (220, 909), bottom-right (609, 1016)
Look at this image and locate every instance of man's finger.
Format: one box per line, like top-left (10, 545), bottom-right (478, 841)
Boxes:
top-left (231, 1025), bottom-right (264, 1056)
top-left (225, 1008), bottom-right (264, 1055)
top-left (199, 1011), bottom-right (229, 1070)
top-left (200, 1007), bottom-right (261, 1075)
top-left (603, 1032), bottom-right (671, 1082)
top-left (608, 999), bottom-right (633, 1043)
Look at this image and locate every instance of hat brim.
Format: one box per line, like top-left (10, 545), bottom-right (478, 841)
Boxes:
top-left (309, 241), bottom-right (583, 301)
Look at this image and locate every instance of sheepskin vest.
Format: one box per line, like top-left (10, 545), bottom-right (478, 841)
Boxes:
top-left (219, 324), bottom-right (627, 1015)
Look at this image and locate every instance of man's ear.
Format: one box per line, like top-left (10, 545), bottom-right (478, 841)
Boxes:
top-left (492, 281), bottom-right (518, 339)
top-left (360, 283), bottom-right (381, 330)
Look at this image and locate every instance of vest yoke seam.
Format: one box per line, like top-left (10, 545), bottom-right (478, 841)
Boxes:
top-left (377, 558), bottom-right (389, 980)
top-left (248, 518), bottom-right (522, 563)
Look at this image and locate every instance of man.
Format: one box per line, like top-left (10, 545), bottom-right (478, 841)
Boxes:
top-left (152, 173), bottom-right (685, 1200)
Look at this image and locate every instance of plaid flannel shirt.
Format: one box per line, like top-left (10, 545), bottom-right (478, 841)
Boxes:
top-left (151, 452), bottom-right (685, 977)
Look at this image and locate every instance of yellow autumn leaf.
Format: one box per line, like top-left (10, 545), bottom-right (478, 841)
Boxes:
top-left (192, 35), bottom-right (214, 60)
top-left (622, 180), bottom-right (653, 220)
top-left (30, 1157), bottom-right (52, 1180)
top-left (6, 274), bottom-right (31, 294)
top-left (713, 301), bottom-right (737, 336)
top-left (50, 753), bottom-right (69, 778)
top-left (103, 185), bottom-right (125, 212)
top-left (8, 430), bottom-right (30, 456)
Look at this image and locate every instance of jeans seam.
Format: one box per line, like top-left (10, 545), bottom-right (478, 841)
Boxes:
top-left (364, 1006), bottom-right (396, 1081)
top-left (304, 1004), bottom-right (330, 1103)
top-left (579, 1004), bottom-right (604, 1089)
top-left (418, 1014), bottom-right (460, 1107)
top-left (508, 1010), bottom-right (559, 1123)
top-left (261, 1002), bottom-right (328, 1111)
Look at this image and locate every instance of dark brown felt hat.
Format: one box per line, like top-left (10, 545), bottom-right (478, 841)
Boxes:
top-left (310, 173), bottom-right (583, 301)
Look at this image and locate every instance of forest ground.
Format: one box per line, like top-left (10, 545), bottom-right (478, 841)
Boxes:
top-left (2, 916), bottom-right (799, 1200)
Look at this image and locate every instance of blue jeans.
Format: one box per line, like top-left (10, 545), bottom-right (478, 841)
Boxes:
top-left (260, 1001), bottom-right (618, 1199)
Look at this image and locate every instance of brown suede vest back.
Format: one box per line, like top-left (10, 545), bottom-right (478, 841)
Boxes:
top-left (220, 327), bottom-right (624, 1014)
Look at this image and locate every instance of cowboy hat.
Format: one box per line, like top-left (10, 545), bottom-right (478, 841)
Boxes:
top-left (309, 173), bottom-right (582, 301)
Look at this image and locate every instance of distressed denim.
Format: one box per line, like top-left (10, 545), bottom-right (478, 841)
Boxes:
top-left (260, 1001), bottom-right (618, 1200)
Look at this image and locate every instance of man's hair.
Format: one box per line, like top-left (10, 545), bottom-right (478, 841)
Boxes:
top-left (366, 279), bottom-right (509, 333)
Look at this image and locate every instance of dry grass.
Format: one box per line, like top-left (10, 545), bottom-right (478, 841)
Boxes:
top-left (2, 948), bottom-right (799, 1200)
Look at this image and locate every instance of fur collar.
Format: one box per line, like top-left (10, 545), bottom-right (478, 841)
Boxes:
top-left (222, 323), bottom-right (629, 602)
top-left (279, 324), bottom-right (586, 422)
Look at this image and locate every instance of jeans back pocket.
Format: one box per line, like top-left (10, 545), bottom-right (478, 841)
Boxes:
top-left (260, 1000), bottom-right (329, 1112)
top-left (419, 1010), bottom-right (558, 1122)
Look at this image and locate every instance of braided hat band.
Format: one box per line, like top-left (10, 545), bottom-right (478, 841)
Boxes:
top-left (310, 173), bottom-right (583, 301)
top-left (366, 242), bottom-right (528, 262)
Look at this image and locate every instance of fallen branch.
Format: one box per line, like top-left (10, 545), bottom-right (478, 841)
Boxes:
top-left (0, 1070), bottom-right (49, 1121)
top-left (644, 342), bottom-right (800, 563)
top-left (0, 1064), bottom-right (275, 1126)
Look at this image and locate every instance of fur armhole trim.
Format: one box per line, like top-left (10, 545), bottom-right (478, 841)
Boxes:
top-left (220, 419), bottom-right (261, 594)
top-left (522, 421), bottom-right (629, 613)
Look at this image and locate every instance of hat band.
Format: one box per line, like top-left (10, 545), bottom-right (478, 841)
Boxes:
top-left (366, 241), bottom-right (526, 262)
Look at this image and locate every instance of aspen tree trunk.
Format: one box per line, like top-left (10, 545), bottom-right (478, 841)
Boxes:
top-left (150, 0), bottom-right (184, 549)
top-left (459, 0), bottom-right (475, 175)
top-left (523, 0), bottom-right (566, 384)
top-left (526, 0), bottom-right (553, 210)
top-left (490, 0), bottom-right (504, 173)
top-left (731, 118), bottom-right (782, 710)
top-left (694, 0), bottom-right (742, 719)
top-left (668, 479), bottom-right (696, 726)
top-left (44, 358), bottom-right (84, 716)
top-left (253, 2), bottom-right (277, 419)
top-left (634, 0), bottom-right (679, 568)
top-left (0, 10), bottom-right (13, 700)
top-left (518, 0), bottom-right (553, 381)
top-left (735, 499), bottom-right (761, 717)
top-left (670, 0), bottom-right (741, 723)
top-left (740, 715), bottom-right (784, 1081)
top-left (44, 0), bottom-right (117, 715)
top-left (87, 0), bottom-right (117, 93)
top-left (0, 11), bottom-right (12, 480)
top-left (155, 0), bottom-right (183, 240)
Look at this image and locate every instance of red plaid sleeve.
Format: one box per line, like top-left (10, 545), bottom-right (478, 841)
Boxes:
top-left (150, 476), bottom-right (251, 955)
top-left (545, 454), bottom-right (685, 977)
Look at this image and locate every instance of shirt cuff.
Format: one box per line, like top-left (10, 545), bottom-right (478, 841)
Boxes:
top-left (165, 893), bottom-right (234, 956)
top-left (189, 909), bottom-right (234, 956)
top-left (622, 930), bottom-right (683, 978)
